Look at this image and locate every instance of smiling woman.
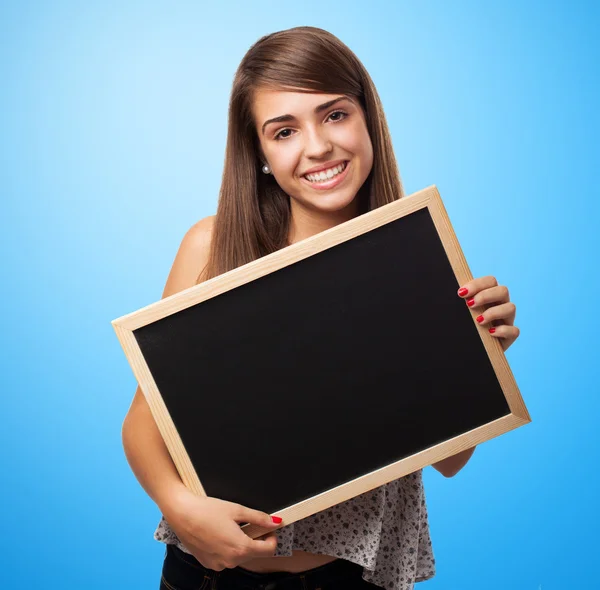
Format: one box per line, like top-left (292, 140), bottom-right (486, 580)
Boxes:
top-left (120, 25), bottom-right (513, 590)
top-left (194, 26), bottom-right (405, 284)
top-left (252, 90), bottom-right (373, 242)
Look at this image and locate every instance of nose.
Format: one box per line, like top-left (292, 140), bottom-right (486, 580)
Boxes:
top-left (303, 126), bottom-right (333, 159)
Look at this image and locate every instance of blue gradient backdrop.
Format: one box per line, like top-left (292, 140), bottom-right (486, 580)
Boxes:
top-left (1, 1), bottom-right (597, 588)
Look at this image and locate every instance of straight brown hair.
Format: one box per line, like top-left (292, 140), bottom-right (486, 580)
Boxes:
top-left (199, 26), bottom-right (405, 283)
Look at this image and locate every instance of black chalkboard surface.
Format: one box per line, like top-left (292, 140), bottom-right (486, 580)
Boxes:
top-left (113, 186), bottom-right (529, 539)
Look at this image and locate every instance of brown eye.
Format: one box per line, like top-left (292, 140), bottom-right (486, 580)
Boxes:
top-left (328, 110), bottom-right (348, 122)
top-left (274, 128), bottom-right (293, 141)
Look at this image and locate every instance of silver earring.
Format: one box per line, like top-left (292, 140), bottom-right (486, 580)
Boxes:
top-left (262, 164), bottom-right (271, 174)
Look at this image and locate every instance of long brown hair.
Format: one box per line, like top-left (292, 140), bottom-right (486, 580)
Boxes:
top-left (198, 26), bottom-right (405, 283)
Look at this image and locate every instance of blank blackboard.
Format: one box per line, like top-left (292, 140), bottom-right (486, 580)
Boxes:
top-left (113, 185), bottom-right (530, 539)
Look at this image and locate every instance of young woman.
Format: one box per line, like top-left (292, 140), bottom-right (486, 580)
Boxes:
top-left (122, 26), bottom-right (520, 590)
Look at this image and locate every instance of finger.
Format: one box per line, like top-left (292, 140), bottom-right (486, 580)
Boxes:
top-left (488, 324), bottom-right (520, 340)
top-left (233, 505), bottom-right (282, 529)
top-left (489, 324), bottom-right (520, 352)
top-left (464, 285), bottom-right (510, 309)
top-left (474, 302), bottom-right (516, 326)
top-left (245, 531), bottom-right (279, 559)
top-left (457, 275), bottom-right (498, 298)
top-left (256, 530), bottom-right (278, 541)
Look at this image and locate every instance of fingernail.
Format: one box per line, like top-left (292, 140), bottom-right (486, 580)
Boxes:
top-left (476, 315), bottom-right (484, 323)
top-left (272, 516), bottom-right (282, 524)
top-left (467, 298), bottom-right (475, 307)
top-left (458, 287), bottom-right (468, 296)
top-left (489, 328), bottom-right (496, 333)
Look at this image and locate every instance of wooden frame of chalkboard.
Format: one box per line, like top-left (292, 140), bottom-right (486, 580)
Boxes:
top-left (113, 185), bottom-right (530, 540)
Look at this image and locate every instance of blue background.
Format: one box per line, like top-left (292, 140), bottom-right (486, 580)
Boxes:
top-left (1, 1), bottom-right (597, 588)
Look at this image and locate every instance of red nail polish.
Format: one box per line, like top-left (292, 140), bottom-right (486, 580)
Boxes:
top-left (458, 288), bottom-right (468, 296)
top-left (476, 315), bottom-right (484, 323)
top-left (272, 516), bottom-right (282, 524)
top-left (467, 298), bottom-right (475, 307)
top-left (489, 328), bottom-right (496, 333)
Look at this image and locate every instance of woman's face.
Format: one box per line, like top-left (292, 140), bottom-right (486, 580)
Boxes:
top-left (252, 89), bottom-right (373, 220)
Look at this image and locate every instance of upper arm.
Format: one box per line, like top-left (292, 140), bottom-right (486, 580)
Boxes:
top-left (161, 215), bottom-right (216, 298)
top-left (128, 215), bottom-right (216, 412)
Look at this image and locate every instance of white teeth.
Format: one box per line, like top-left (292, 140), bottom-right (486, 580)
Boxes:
top-left (304, 162), bottom-right (347, 183)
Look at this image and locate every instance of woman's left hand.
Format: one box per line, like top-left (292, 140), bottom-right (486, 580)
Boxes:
top-left (457, 276), bottom-right (520, 352)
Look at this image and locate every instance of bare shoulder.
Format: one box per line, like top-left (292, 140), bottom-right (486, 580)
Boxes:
top-left (188, 215), bottom-right (216, 244)
top-left (161, 215), bottom-right (216, 299)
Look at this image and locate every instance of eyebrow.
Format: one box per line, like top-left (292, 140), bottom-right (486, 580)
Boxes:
top-left (261, 96), bottom-right (353, 136)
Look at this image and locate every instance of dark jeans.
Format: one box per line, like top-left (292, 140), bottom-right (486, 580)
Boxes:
top-left (160, 544), bottom-right (383, 590)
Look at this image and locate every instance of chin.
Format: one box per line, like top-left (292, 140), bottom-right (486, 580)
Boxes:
top-left (295, 190), bottom-right (359, 216)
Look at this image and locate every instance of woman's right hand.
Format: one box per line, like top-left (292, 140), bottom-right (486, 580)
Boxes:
top-left (162, 485), bottom-right (282, 571)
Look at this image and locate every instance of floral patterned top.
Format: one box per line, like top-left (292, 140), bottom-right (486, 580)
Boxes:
top-left (154, 470), bottom-right (436, 590)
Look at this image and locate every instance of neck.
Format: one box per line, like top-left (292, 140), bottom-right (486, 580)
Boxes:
top-left (287, 194), bottom-right (363, 246)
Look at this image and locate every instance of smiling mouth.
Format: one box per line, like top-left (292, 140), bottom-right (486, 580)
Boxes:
top-left (302, 161), bottom-right (348, 183)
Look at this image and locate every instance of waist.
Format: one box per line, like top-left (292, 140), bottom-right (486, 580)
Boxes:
top-left (239, 550), bottom-right (340, 573)
top-left (168, 544), bottom-right (367, 589)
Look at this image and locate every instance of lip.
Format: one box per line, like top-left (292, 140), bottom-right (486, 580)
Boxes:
top-left (302, 159), bottom-right (348, 176)
top-left (300, 160), bottom-right (350, 191)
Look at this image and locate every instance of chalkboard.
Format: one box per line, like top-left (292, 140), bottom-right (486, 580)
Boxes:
top-left (112, 185), bottom-right (530, 539)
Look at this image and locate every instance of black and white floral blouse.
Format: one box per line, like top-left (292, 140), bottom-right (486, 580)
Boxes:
top-left (154, 470), bottom-right (436, 590)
